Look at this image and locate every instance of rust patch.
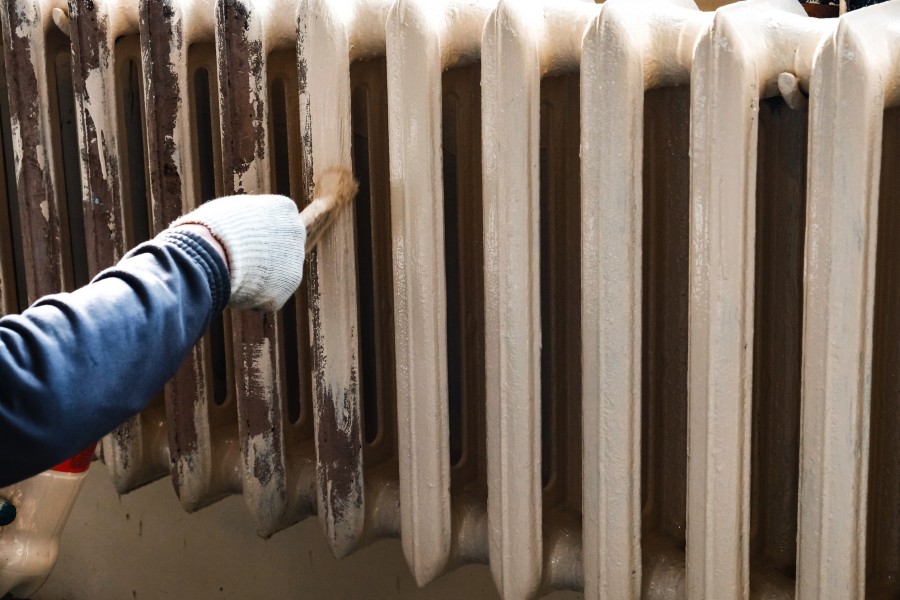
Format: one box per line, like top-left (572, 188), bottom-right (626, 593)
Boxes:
top-left (69, 0), bottom-right (125, 272)
top-left (215, 0), bottom-right (265, 192)
top-left (163, 345), bottom-right (206, 495)
top-left (315, 381), bottom-right (363, 525)
top-left (308, 255), bottom-right (364, 535)
top-left (295, 13), bottom-right (314, 205)
top-left (111, 420), bottom-right (135, 472)
top-left (1, 0), bottom-right (65, 300)
top-left (70, 0), bottom-right (100, 71)
top-left (140, 0), bottom-right (182, 229)
top-left (235, 311), bottom-right (284, 485)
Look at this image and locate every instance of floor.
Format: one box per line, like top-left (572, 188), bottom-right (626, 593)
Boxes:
top-left (34, 464), bottom-right (583, 600)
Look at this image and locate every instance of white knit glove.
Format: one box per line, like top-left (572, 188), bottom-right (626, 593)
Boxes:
top-left (172, 195), bottom-right (306, 311)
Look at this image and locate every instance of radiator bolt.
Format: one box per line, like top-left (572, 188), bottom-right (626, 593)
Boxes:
top-left (0, 498), bottom-right (15, 526)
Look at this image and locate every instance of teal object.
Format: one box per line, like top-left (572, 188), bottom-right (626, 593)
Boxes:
top-left (0, 498), bottom-right (15, 526)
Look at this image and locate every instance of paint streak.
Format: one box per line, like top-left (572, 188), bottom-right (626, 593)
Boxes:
top-left (296, 12), bottom-right (314, 197)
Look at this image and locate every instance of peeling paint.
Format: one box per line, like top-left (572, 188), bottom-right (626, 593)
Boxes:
top-left (69, 0), bottom-right (126, 268)
top-left (140, 0), bottom-right (183, 225)
top-left (139, 0), bottom-right (214, 508)
top-left (1, 0), bottom-right (66, 300)
top-left (216, 0), bottom-right (265, 192)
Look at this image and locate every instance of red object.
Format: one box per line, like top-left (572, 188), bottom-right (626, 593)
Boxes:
top-left (51, 443), bottom-right (98, 474)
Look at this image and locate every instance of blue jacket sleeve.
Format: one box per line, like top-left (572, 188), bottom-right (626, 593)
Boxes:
top-left (0, 230), bottom-right (230, 487)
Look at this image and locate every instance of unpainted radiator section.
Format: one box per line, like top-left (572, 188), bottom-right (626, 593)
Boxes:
top-left (139, 0), bottom-right (240, 513)
top-left (0, 32), bottom-right (20, 316)
top-left (1, 0), bottom-right (900, 599)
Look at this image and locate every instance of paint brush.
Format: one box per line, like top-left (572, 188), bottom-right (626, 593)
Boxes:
top-left (300, 167), bottom-right (359, 253)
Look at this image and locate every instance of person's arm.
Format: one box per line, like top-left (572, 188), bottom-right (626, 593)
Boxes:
top-left (0, 193), bottom-right (307, 487)
top-left (0, 230), bottom-right (228, 487)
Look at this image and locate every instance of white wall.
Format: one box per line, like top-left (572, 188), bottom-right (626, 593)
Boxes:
top-left (35, 465), bottom-right (582, 600)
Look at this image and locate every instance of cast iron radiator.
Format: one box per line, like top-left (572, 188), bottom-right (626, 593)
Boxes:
top-left (0, 0), bottom-right (899, 597)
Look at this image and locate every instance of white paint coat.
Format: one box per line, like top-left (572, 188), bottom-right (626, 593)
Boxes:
top-left (481, 1), bottom-right (596, 598)
top-left (580, 2), bottom-right (709, 598)
top-left (687, 1), bottom-right (832, 597)
top-left (798, 4), bottom-right (900, 598)
top-left (385, 0), bottom-right (493, 587)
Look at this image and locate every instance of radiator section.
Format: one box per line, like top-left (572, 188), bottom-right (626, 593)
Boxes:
top-left (216, 0), bottom-right (317, 537)
top-left (140, 0), bottom-right (240, 511)
top-left (481, 3), bottom-right (599, 597)
top-left (3, 0), bottom-right (900, 599)
top-left (298, 0), bottom-right (393, 556)
top-left (0, 0), bottom-right (70, 304)
top-left (481, 4), bottom-right (543, 596)
top-left (385, 0), bottom-right (492, 585)
top-left (581, 3), bottom-right (702, 596)
top-left (687, 3), bottom-right (833, 598)
top-left (0, 31), bottom-right (21, 316)
top-left (799, 4), bottom-right (900, 598)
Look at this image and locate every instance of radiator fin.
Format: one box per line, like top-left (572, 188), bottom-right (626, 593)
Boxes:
top-left (798, 4), bottom-right (900, 598)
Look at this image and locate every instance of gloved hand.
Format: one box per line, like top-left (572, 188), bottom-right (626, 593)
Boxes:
top-left (172, 195), bottom-right (306, 312)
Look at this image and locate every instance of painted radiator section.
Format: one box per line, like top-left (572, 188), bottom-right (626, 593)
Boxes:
top-left (687, 3), bottom-right (832, 598)
top-left (1, 0), bottom-right (900, 598)
top-left (798, 5), bottom-right (900, 599)
top-left (385, 0), bottom-right (494, 586)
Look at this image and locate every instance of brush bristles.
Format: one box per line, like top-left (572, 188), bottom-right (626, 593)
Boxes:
top-left (300, 167), bottom-right (359, 253)
top-left (316, 167), bottom-right (359, 211)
